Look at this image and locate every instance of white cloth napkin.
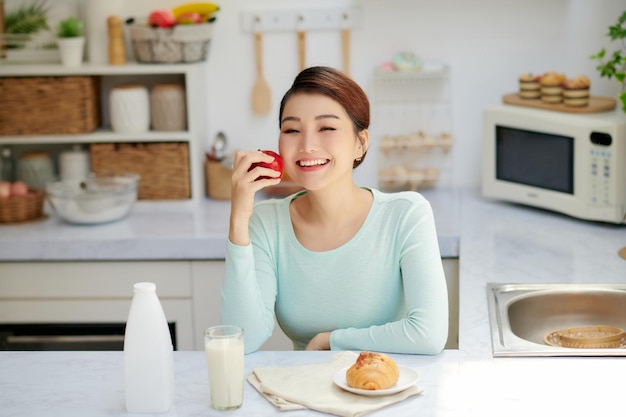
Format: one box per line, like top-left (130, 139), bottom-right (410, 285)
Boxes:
top-left (248, 351), bottom-right (423, 417)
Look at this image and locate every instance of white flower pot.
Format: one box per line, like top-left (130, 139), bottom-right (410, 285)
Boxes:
top-left (57, 37), bottom-right (85, 67)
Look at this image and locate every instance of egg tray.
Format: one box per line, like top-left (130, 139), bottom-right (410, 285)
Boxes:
top-left (0, 189), bottom-right (45, 223)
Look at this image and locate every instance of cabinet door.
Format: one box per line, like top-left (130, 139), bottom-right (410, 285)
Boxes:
top-left (0, 261), bottom-right (195, 350)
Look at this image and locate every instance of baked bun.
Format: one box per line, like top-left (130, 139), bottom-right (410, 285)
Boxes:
top-left (518, 73), bottom-right (541, 99)
top-left (540, 72), bottom-right (566, 86)
top-left (563, 75), bottom-right (590, 89)
top-left (346, 351), bottom-right (400, 390)
top-left (540, 72), bottom-right (565, 103)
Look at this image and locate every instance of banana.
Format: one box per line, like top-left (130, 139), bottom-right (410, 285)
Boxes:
top-left (172, 2), bottom-right (220, 21)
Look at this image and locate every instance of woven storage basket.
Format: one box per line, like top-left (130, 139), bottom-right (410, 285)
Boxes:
top-left (0, 189), bottom-right (45, 223)
top-left (90, 142), bottom-right (191, 200)
top-left (0, 76), bottom-right (100, 135)
top-left (128, 23), bottom-right (213, 63)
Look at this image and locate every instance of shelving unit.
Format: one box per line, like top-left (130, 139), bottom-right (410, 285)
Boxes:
top-left (372, 65), bottom-right (454, 191)
top-left (0, 62), bottom-right (209, 202)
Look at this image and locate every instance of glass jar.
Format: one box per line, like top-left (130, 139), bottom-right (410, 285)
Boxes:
top-left (16, 152), bottom-right (55, 189)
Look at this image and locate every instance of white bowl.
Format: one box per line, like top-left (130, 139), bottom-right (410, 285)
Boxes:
top-left (46, 173), bottom-right (140, 225)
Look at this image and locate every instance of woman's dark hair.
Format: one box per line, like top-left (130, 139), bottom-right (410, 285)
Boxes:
top-left (279, 66), bottom-right (370, 168)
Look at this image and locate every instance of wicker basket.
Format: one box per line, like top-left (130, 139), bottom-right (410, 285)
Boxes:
top-left (0, 76), bottom-right (100, 135)
top-left (90, 142), bottom-right (191, 200)
top-left (128, 23), bottom-right (214, 63)
top-left (0, 189), bottom-right (45, 223)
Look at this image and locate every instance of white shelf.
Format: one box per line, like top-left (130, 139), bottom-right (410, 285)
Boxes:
top-left (0, 130), bottom-right (192, 146)
top-left (0, 62), bottom-right (209, 202)
top-left (0, 62), bottom-right (202, 77)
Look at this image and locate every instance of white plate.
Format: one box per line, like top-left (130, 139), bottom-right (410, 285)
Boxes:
top-left (333, 365), bottom-right (420, 396)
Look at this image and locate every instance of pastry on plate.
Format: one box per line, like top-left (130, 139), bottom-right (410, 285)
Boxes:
top-left (346, 351), bottom-right (400, 390)
top-left (562, 75), bottom-right (590, 107)
top-left (518, 73), bottom-right (541, 99)
top-left (540, 72), bottom-right (566, 104)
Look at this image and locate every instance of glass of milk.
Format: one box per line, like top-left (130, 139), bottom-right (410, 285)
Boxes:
top-left (204, 325), bottom-right (244, 411)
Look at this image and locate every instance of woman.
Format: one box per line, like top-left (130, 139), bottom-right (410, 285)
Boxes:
top-left (221, 66), bottom-right (448, 354)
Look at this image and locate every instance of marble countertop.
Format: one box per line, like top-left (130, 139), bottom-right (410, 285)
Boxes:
top-left (2, 188), bottom-right (625, 416)
top-left (0, 350), bottom-right (459, 417)
top-left (0, 189), bottom-right (460, 260)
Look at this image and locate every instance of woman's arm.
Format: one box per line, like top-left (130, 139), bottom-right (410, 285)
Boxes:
top-left (220, 239), bottom-right (279, 353)
top-left (220, 150), bottom-right (282, 353)
top-left (329, 200), bottom-right (449, 354)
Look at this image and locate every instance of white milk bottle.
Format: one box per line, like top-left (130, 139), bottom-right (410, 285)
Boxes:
top-left (124, 282), bottom-right (175, 413)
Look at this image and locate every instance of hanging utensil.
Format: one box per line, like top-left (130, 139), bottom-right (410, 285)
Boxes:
top-left (212, 131), bottom-right (227, 161)
top-left (251, 19), bottom-right (271, 115)
top-left (297, 15), bottom-right (306, 71)
top-left (341, 13), bottom-right (350, 76)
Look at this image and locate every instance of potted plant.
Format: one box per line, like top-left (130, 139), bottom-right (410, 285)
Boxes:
top-left (590, 10), bottom-right (626, 113)
top-left (56, 16), bottom-right (85, 67)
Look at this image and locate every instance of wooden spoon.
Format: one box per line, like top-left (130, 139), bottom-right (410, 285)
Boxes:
top-left (341, 26), bottom-right (350, 76)
top-left (251, 31), bottom-right (271, 115)
top-left (297, 28), bottom-right (306, 71)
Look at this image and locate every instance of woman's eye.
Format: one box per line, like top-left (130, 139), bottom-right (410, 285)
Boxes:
top-left (320, 126), bottom-right (336, 131)
top-left (283, 128), bottom-right (299, 134)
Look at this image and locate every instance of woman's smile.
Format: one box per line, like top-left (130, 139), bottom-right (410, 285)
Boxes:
top-left (296, 158), bottom-right (330, 168)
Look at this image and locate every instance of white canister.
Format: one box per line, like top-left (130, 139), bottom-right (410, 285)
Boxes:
top-left (59, 146), bottom-right (90, 182)
top-left (85, 0), bottom-right (124, 64)
top-left (110, 85), bottom-right (150, 133)
top-left (150, 84), bottom-right (187, 131)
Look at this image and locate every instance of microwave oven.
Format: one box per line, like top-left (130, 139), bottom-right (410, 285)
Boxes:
top-left (482, 104), bottom-right (626, 224)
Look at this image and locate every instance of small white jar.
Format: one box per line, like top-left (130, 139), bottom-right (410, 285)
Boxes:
top-left (150, 84), bottom-right (187, 131)
top-left (59, 145), bottom-right (90, 182)
top-left (110, 85), bottom-right (150, 133)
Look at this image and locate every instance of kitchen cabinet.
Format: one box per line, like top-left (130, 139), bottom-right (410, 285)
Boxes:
top-left (0, 63), bottom-right (209, 202)
top-left (0, 260), bottom-right (293, 351)
top-left (0, 258), bottom-right (458, 351)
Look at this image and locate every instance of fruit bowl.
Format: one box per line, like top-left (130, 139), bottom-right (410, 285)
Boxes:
top-left (46, 173), bottom-right (140, 225)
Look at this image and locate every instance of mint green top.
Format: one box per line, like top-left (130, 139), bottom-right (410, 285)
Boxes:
top-left (220, 189), bottom-right (448, 354)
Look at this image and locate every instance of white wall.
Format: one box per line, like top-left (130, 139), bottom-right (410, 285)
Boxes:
top-left (115, 0), bottom-right (623, 188)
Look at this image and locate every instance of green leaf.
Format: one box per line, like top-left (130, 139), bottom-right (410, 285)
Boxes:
top-left (4, 0), bottom-right (50, 34)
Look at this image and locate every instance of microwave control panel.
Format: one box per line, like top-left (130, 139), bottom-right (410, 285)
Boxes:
top-left (589, 132), bottom-right (613, 206)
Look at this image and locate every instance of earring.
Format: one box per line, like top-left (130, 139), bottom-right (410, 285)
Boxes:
top-left (355, 157), bottom-right (362, 162)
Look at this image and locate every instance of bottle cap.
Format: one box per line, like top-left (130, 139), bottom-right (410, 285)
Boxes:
top-left (133, 282), bottom-right (156, 293)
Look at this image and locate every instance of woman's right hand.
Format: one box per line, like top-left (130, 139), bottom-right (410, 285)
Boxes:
top-left (229, 150), bottom-right (282, 246)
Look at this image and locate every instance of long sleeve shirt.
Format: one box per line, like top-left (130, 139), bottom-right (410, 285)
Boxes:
top-left (220, 188), bottom-right (448, 354)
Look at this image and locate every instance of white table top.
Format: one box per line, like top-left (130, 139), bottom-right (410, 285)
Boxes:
top-left (0, 350), bottom-right (459, 417)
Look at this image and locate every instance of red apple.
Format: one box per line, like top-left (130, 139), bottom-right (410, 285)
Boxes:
top-left (176, 12), bottom-right (202, 25)
top-left (248, 150), bottom-right (284, 180)
top-left (148, 9), bottom-right (176, 28)
top-left (10, 181), bottom-right (28, 197)
top-left (0, 181), bottom-right (10, 198)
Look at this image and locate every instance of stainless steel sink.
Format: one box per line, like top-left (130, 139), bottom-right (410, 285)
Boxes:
top-left (487, 283), bottom-right (626, 357)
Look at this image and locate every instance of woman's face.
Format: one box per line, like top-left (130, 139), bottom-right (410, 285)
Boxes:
top-left (278, 93), bottom-right (366, 191)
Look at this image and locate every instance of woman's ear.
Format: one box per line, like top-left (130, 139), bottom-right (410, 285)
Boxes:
top-left (357, 129), bottom-right (369, 158)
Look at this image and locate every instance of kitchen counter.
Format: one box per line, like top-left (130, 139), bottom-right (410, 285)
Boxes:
top-left (0, 189), bottom-right (460, 260)
top-left (0, 350), bottom-right (459, 417)
top-left (1, 188), bottom-right (625, 416)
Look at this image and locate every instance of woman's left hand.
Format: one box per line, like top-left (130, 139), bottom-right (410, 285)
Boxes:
top-left (305, 332), bottom-right (331, 350)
